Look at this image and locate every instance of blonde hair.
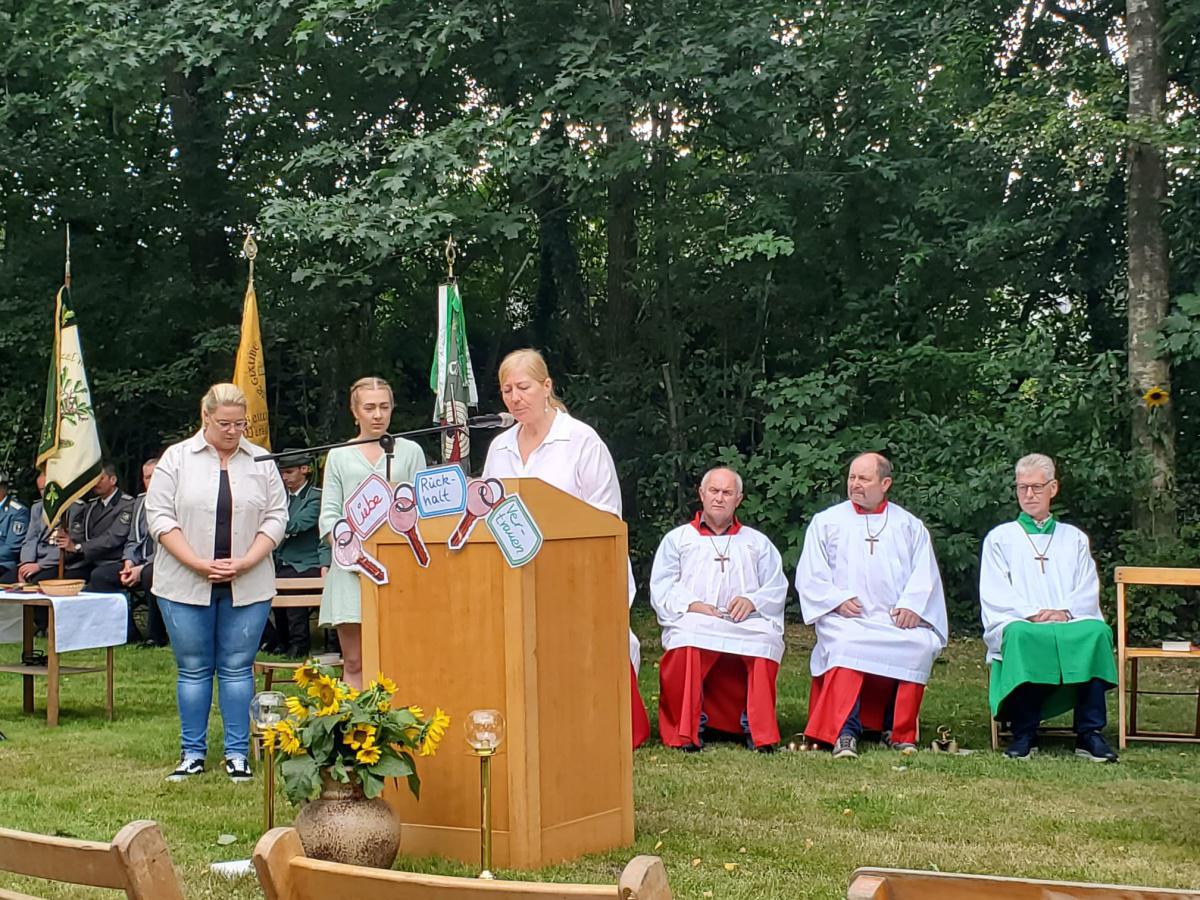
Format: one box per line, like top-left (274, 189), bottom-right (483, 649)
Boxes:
top-left (349, 376), bottom-right (394, 410)
top-left (201, 383), bottom-right (247, 417)
top-left (498, 349), bottom-right (567, 412)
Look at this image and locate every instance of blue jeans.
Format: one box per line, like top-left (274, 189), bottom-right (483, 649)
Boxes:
top-left (159, 596), bottom-right (272, 760)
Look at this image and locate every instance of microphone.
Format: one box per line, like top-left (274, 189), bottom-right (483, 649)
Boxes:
top-left (466, 413), bottom-right (517, 429)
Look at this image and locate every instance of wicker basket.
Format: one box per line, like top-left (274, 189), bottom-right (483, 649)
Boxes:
top-left (38, 579), bottom-right (85, 597)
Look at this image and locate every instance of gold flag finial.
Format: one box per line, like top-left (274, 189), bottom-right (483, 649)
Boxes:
top-left (64, 223), bottom-right (72, 289)
top-left (445, 234), bottom-right (457, 280)
top-left (243, 230), bottom-right (258, 282)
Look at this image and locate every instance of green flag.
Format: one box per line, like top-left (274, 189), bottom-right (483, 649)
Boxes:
top-left (429, 281), bottom-right (478, 464)
top-left (36, 287), bottom-right (102, 529)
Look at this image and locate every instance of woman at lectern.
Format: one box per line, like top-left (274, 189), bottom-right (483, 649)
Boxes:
top-left (318, 376), bottom-right (424, 689)
top-left (482, 348), bottom-right (650, 748)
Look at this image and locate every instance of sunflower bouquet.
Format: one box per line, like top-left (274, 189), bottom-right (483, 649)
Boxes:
top-left (261, 659), bottom-right (450, 805)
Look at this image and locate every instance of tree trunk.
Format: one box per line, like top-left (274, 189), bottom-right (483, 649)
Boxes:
top-left (1126, 0), bottom-right (1176, 535)
top-left (604, 0), bottom-right (637, 358)
top-left (166, 67), bottom-right (236, 289)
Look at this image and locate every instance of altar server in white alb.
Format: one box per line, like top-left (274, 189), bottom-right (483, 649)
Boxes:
top-left (979, 453), bottom-right (1118, 762)
top-left (482, 348), bottom-right (651, 748)
top-left (650, 467), bottom-right (788, 751)
top-left (795, 453), bottom-right (948, 758)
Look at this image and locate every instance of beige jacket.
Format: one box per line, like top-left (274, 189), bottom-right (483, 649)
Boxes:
top-left (146, 430), bottom-right (288, 606)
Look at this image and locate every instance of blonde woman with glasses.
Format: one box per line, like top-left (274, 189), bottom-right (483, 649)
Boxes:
top-left (146, 383), bottom-right (288, 783)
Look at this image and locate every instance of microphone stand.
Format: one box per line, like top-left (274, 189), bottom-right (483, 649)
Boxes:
top-left (254, 424), bottom-right (462, 483)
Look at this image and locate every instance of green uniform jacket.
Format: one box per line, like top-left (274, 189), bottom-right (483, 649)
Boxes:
top-left (276, 482), bottom-right (329, 572)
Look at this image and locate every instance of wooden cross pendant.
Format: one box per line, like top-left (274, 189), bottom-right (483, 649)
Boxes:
top-left (1034, 553), bottom-right (1048, 574)
top-left (865, 535), bottom-right (878, 555)
top-left (714, 553), bottom-right (730, 573)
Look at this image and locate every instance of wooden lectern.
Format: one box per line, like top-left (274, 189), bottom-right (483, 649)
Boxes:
top-left (361, 478), bottom-right (634, 869)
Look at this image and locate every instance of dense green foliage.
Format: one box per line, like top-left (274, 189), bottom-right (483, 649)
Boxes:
top-left (2, 1), bottom-right (1199, 636)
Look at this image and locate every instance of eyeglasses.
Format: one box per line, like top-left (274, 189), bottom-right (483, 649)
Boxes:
top-left (213, 419), bottom-right (249, 432)
top-left (1014, 481), bottom-right (1054, 496)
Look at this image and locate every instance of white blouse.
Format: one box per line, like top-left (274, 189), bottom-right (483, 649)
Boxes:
top-left (146, 430), bottom-right (287, 606)
top-left (483, 409), bottom-right (640, 668)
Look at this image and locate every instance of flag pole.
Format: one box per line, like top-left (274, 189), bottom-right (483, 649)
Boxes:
top-left (57, 224), bottom-right (70, 578)
top-left (243, 230), bottom-right (257, 284)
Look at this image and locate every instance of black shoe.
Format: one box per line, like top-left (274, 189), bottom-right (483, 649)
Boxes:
top-left (285, 644), bottom-right (309, 660)
top-left (225, 756), bottom-right (254, 782)
top-left (832, 733), bottom-right (859, 759)
top-left (166, 756), bottom-right (205, 782)
top-left (678, 743), bottom-right (703, 753)
top-left (1004, 731), bottom-right (1037, 760)
top-left (1075, 731), bottom-right (1118, 763)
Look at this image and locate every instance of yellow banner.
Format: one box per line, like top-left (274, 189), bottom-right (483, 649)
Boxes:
top-left (233, 280), bottom-right (270, 449)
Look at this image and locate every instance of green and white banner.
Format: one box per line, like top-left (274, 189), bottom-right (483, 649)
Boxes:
top-left (36, 287), bottom-right (102, 530)
top-left (429, 281), bottom-right (478, 464)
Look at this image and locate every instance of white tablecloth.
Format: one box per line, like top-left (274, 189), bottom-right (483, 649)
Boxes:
top-left (0, 591), bottom-right (127, 652)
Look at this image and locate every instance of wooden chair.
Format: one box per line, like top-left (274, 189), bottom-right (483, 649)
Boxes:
top-left (253, 827), bottom-right (673, 900)
top-left (0, 819), bottom-right (184, 900)
top-left (255, 576), bottom-right (342, 690)
top-left (1115, 567), bottom-right (1200, 749)
top-left (848, 867), bottom-right (1200, 898)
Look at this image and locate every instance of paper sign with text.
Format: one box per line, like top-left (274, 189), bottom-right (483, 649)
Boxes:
top-left (485, 495), bottom-right (543, 568)
top-left (414, 465), bottom-right (468, 518)
top-left (344, 473), bottom-right (391, 539)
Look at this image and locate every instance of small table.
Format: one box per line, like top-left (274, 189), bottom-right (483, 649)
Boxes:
top-left (0, 593), bottom-right (118, 727)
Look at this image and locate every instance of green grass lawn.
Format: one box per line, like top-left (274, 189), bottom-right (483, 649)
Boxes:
top-left (1, 609), bottom-right (1199, 899)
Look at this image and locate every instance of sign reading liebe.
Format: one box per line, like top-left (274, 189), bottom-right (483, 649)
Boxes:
top-left (344, 473), bottom-right (391, 539)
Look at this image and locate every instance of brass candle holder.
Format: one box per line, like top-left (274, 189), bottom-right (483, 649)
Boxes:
top-left (250, 691), bottom-right (286, 832)
top-left (465, 709), bottom-right (506, 879)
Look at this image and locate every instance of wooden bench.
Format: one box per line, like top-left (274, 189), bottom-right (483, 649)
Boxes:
top-left (1115, 566), bottom-right (1200, 748)
top-left (0, 819), bottom-right (184, 900)
top-left (254, 576), bottom-right (342, 690)
top-left (253, 827), bottom-right (673, 899)
top-left (848, 867), bottom-right (1200, 898)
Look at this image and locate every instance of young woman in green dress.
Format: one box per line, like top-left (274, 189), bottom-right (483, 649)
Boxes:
top-left (318, 377), bottom-right (424, 688)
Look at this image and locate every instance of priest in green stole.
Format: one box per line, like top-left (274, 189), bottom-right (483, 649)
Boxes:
top-left (979, 453), bottom-right (1118, 762)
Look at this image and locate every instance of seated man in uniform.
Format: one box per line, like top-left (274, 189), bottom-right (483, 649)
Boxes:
top-left (262, 450), bottom-right (328, 658)
top-left (0, 473), bottom-right (30, 583)
top-left (795, 453), bottom-right (948, 758)
top-left (55, 460), bottom-right (134, 593)
top-left (650, 467), bottom-right (787, 752)
top-left (19, 470), bottom-right (59, 585)
top-left (121, 457), bottom-right (166, 646)
top-left (980, 453), bottom-right (1118, 762)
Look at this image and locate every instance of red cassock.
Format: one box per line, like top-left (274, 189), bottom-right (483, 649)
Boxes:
top-left (631, 663), bottom-right (651, 748)
top-left (658, 646), bottom-right (781, 749)
top-left (803, 666), bottom-right (924, 746)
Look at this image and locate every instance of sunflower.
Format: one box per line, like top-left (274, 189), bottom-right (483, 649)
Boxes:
top-left (356, 739), bottom-right (382, 766)
top-left (407, 704), bottom-right (424, 719)
top-left (1143, 386), bottom-right (1170, 408)
top-left (294, 662), bottom-right (319, 688)
top-left (259, 725), bottom-right (278, 752)
top-left (308, 674), bottom-right (348, 716)
top-left (285, 696), bottom-right (308, 720)
top-left (276, 720), bottom-right (303, 756)
top-left (419, 707), bottom-right (451, 757)
top-left (378, 699), bottom-right (392, 714)
top-left (344, 722), bottom-right (378, 750)
top-left (371, 674), bottom-right (398, 694)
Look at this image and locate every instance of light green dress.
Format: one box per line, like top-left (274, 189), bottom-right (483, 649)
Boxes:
top-left (318, 440), bottom-right (425, 627)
